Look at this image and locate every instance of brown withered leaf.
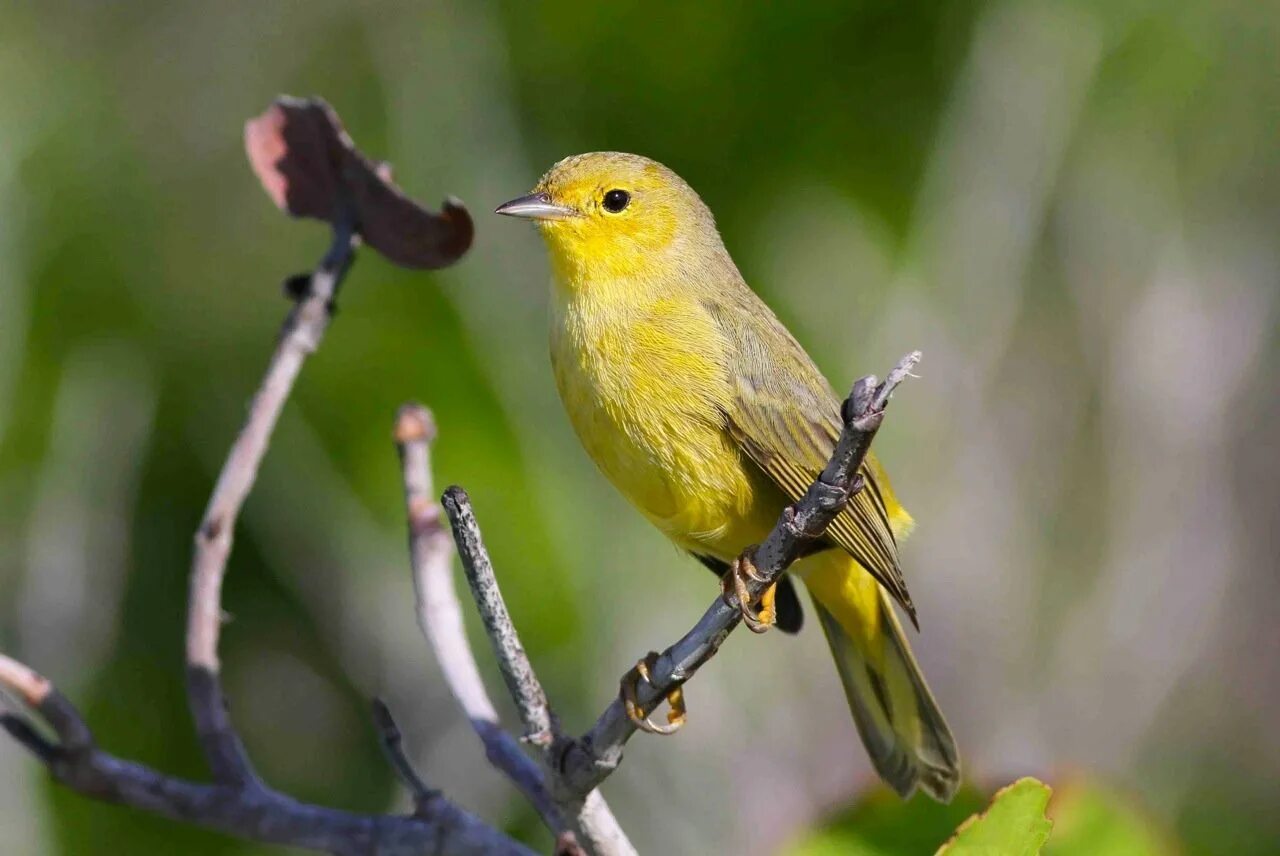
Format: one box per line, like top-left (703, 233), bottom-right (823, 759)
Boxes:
top-left (245, 96), bottom-right (473, 269)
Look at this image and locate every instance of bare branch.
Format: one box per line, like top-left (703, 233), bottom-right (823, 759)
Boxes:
top-left (569, 792), bottom-right (634, 856)
top-left (556, 351), bottom-right (923, 796)
top-left (396, 406), bottom-right (633, 856)
top-left (0, 653), bottom-right (52, 707)
top-left (0, 96), bottom-right (544, 855)
top-left (185, 210), bottom-right (356, 788)
top-left (0, 658), bottom-right (536, 856)
top-left (371, 698), bottom-right (440, 816)
top-left (394, 405), bottom-right (563, 827)
top-left (439, 487), bottom-right (557, 749)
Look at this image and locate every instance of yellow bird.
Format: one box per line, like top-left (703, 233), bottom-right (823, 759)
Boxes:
top-left (497, 152), bottom-right (959, 801)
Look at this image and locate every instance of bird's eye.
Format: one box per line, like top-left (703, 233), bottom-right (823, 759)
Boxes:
top-left (602, 189), bottom-right (630, 213)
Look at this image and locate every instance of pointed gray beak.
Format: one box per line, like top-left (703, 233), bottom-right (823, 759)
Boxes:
top-left (495, 192), bottom-right (575, 221)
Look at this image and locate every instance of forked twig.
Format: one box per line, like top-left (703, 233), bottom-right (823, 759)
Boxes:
top-left (0, 96), bottom-right (526, 856)
top-left (395, 404), bottom-right (633, 855)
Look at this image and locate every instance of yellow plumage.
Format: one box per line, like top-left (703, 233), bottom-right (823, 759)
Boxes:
top-left (499, 152), bottom-right (959, 801)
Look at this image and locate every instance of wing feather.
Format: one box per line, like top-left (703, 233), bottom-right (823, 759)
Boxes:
top-left (705, 297), bottom-right (917, 623)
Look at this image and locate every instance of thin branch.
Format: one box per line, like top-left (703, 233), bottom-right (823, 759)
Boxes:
top-left (0, 657), bottom-right (536, 856)
top-left (0, 709), bottom-right (59, 764)
top-left (371, 698), bottom-right (440, 815)
top-left (394, 405), bottom-right (563, 827)
top-left (439, 488), bottom-right (557, 749)
top-left (396, 406), bottom-right (633, 856)
top-left (568, 792), bottom-right (634, 856)
top-left (555, 351), bottom-right (923, 796)
top-left (186, 215), bottom-right (355, 671)
top-left (0, 653), bottom-right (52, 707)
top-left (0, 652), bottom-right (58, 763)
top-left (185, 212), bottom-right (356, 788)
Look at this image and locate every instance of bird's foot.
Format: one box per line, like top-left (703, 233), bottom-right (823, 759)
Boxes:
top-left (722, 553), bottom-right (776, 633)
top-left (620, 651), bottom-right (686, 735)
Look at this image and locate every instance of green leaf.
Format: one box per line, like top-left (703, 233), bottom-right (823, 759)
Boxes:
top-left (937, 778), bottom-right (1054, 856)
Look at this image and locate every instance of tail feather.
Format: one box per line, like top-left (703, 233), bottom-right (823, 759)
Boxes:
top-left (812, 593), bottom-right (960, 802)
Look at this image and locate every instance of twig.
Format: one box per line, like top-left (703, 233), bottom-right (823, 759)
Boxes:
top-left (555, 351), bottom-right (923, 796)
top-left (439, 488), bottom-right (557, 749)
top-left (440, 489), bottom-right (637, 856)
top-left (0, 653), bottom-right (52, 707)
top-left (394, 406), bottom-right (562, 825)
top-left (396, 406), bottom-right (633, 856)
top-left (185, 210), bottom-right (356, 787)
top-left (371, 698), bottom-right (440, 815)
top-left (0, 655), bottom-right (535, 856)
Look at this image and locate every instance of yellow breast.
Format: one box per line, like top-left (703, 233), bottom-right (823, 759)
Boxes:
top-left (550, 289), bottom-right (771, 554)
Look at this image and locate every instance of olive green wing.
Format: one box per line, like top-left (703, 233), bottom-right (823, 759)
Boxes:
top-left (704, 296), bottom-right (917, 624)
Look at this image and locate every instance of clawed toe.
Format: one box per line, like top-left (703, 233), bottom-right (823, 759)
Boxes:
top-left (722, 554), bottom-right (777, 633)
top-left (620, 651), bottom-right (686, 735)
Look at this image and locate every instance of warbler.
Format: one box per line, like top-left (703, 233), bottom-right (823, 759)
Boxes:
top-left (497, 153), bottom-right (959, 801)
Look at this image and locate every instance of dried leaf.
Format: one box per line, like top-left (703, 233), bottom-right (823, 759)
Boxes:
top-left (245, 96), bottom-right (473, 269)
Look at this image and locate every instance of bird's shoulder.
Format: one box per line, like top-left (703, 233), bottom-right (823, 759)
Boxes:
top-left (699, 281), bottom-right (917, 616)
top-left (697, 283), bottom-right (842, 443)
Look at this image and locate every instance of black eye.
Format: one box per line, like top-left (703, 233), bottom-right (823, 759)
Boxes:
top-left (602, 189), bottom-right (630, 213)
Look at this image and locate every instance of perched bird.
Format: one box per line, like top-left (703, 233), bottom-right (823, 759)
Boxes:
top-left (497, 153), bottom-right (959, 801)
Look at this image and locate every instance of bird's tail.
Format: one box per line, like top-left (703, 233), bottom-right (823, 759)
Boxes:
top-left (799, 552), bottom-right (960, 801)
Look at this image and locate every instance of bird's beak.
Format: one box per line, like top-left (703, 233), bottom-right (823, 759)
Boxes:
top-left (494, 192), bottom-right (575, 221)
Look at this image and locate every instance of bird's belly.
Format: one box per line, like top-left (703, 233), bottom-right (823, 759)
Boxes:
top-left (551, 315), bottom-right (774, 557)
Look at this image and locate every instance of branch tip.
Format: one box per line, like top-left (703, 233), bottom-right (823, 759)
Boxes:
top-left (441, 484), bottom-right (469, 512)
top-left (395, 403), bottom-right (437, 444)
top-left (0, 654), bottom-right (53, 707)
top-left (874, 350), bottom-right (922, 411)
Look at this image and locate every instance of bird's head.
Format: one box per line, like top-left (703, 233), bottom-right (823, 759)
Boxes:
top-left (497, 152), bottom-right (725, 286)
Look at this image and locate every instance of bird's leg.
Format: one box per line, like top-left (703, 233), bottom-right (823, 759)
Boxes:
top-left (722, 552), bottom-right (776, 633)
top-left (620, 651), bottom-right (686, 735)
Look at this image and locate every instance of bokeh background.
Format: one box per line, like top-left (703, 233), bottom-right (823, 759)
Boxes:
top-left (1, 2), bottom-right (1277, 854)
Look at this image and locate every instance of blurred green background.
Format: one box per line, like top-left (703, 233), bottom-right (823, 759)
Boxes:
top-left (1, 1), bottom-right (1277, 854)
